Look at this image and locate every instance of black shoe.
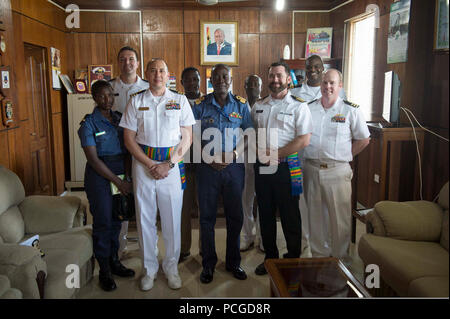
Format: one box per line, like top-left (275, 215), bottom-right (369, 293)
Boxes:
top-left (200, 268), bottom-right (214, 284)
top-left (179, 251), bottom-right (191, 263)
top-left (255, 262), bottom-right (267, 276)
top-left (99, 271), bottom-right (117, 291)
top-left (110, 256), bottom-right (135, 277)
top-left (226, 266), bottom-right (247, 280)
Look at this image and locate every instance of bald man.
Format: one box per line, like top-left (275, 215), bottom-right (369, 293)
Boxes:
top-left (303, 69), bottom-right (369, 266)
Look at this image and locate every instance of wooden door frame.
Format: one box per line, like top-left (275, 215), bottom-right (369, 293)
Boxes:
top-left (24, 42), bottom-right (55, 195)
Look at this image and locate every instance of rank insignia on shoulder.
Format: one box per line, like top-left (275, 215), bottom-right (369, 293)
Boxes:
top-left (235, 95), bottom-right (247, 104)
top-left (195, 96), bottom-right (206, 105)
top-left (308, 99), bottom-right (318, 105)
top-left (170, 88), bottom-right (184, 95)
top-left (344, 100), bottom-right (359, 108)
top-left (229, 112), bottom-right (242, 119)
top-left (291, 95), bottom-right (306, 103)
top-left (130, 89), bottom-right (146, 98)
top-left (79, 114), bottom-right (89, 125)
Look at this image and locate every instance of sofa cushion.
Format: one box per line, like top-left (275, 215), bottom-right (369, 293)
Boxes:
top-left (358, 234), bottom-right (449, 296)
top-left (438, 182), bottom-right (449, 211)
top-left (0, 166), bottom-right (25, 215)
top-left (0, 206), bottom-right (25, 244)
top-left (441, 210), bottom-right (449, 251)
top-left (374, 201), bottom-right (443, 241)
top-left (408, 276), bottom-right (449, 297)
top-left (40, 226), bottom-right (93, 267)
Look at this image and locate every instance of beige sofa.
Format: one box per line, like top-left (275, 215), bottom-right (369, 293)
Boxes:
top-left (0, 165), bottom-right (94, 298)
top-left (0, 274), bottom-right (22, 299)
top-left (358, 182), bottom-right (449, 297)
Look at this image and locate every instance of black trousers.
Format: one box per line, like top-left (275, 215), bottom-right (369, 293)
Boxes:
top-left (254, 162), bottom-right (302, 259)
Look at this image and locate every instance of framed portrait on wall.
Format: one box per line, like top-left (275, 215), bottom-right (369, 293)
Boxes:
top-left (51, 47), bottom-right (61, 90)
top-left (434, 0), bottom-right (449, 51)
top-left (200, 21), bottom-right (239, 66)
top-left (88, 65), bottom-right (113, 93)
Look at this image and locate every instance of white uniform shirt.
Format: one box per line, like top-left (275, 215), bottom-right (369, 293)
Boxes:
top-left (119, 89), bottom-right (196, 148)
top-left (251, 91), bottom-right (313, 150)
top-left (291, 83), bottom-right (347, 103)
top-left (110, 76), bottom-right (149, 113)
top-left (304, 97), bottom-right (370, 162)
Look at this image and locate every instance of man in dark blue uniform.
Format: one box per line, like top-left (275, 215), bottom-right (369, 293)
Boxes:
top-left (78, 80), bottom-right (135, 291)
top-left (193, 64), bottom-right (253, 284)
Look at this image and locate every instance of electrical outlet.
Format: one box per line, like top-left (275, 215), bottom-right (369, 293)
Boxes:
top-left (374, 174), bottom-right (380, 183)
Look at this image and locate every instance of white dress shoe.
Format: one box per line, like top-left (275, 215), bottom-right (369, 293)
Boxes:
top-left (166, 273), bottom-right (182, 290)
top-left (140, 275), bottom-right (155, 291)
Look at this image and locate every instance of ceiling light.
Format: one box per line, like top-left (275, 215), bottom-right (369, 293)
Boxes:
top-left (121, 0), bottom-right (131, 9)
top-left (275, 0), bottom-right (285, 11)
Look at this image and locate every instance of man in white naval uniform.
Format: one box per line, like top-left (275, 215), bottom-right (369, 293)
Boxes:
top-left (109, 46), bottom-right (149, 259)
top-left (240, 74), bottom-right (264, 252)
top-left (120, 59), bottom-right (195, 290)
top-left (303, 69), bottom-right (370, 266)
top-left (291, 55), bottom-right (346, 258)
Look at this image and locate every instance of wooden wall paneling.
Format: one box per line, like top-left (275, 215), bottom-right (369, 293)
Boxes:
top-left (77, 11), bottom-right (106, 33)
top-left (306, 12), bottom-right (330, 28)
top-left (259, 34), bottom-right (291, 97)
top-left (106, 12), bottom-right (140, 33)
top-left (142, 9), bottom-right (183, 33)
top-left (294, 12), bottom-right (307, 33)
top-left (0, 131), bottom-right (10, 169)
top-left (260, 9), bottom-right (291, 34)
top-left (426, 54), bottom-right (449, 128)
top-left (65, 32), bottom-right (76, 82)
top-left (184, 33), bottom-right (207, 94)
top-left (49, 27), bottom-right (67, 114)
top-left (51, 113), bottom-right (66, 195)
top-left (293, 33), bottom-right (307, 59)
top-left (232, 34), bottom-right (259, 97)
top-left (11, 0), bottom-right (66, 31)
top-left (143, 33), bottom-right (185, 91)
top-left (183, 10), bottom-right (219, 33)
top-left (107, 33), bottom-right (142, 78)
top-left (219, 9), bottom-right (259, 34)
top-left (73, 33), bottom-right (108, 71)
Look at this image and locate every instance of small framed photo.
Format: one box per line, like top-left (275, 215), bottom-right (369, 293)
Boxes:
top-left (58, 74), bottom-right (74, 94)
top-left (75, 80), bottom-right (87, 94)
top-left (434, 0), bottom-right (449, 51)
top-left (88, 65), bottom-right (113, 92)
top-left (200, 21), bottom-right (239, 66)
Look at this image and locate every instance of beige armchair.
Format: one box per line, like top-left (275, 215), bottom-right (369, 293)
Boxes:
top-left (358, 182), bottom-right (449, 297)
top-left (0, 274), bottom-right (22, 299)
top-left (0, 165), bottom-right (94, 298)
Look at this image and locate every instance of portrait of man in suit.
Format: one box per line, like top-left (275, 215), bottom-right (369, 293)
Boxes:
top-left (207, 28), bottom-right (232, 56)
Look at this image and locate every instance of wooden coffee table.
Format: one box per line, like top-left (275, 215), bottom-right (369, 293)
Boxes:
top-left (265, 257), bottom-right (371, 297)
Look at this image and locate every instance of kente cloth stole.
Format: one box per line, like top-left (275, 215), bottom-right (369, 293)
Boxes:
top-left (141, 145), bottom-right (186, 190)
top-left (279, 152), bottom-right (303, 196)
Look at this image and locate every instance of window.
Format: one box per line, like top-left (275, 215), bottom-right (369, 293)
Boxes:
top-left (344, 14), bottom-right (376, 120)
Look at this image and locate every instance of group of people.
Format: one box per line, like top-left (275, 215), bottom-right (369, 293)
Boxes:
top-left (78, 46), bottom-right (370, 292)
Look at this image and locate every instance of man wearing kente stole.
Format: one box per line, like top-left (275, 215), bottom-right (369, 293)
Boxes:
top-left (120, 58), bottom-right (195, 291)
top-left (251, 61), bottom-right (313, 276)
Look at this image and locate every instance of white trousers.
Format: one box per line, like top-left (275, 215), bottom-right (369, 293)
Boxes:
top-left (133, 158), bottom-right (183, 277)
top-left (241, 163), bottom-right (262, 245)
top-left (303, 160), bottom-right (353, 265)
top-left (118, 221), bottom-right (128, 256)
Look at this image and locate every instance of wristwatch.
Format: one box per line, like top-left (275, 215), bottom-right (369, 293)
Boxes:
top-left (166, 159), bottom-right (175, 169)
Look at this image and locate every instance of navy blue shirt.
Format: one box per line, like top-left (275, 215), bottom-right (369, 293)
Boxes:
top-left (78, 107), bottom-right (126, 157)
top-left (193, 92), bottom-right (253, 153)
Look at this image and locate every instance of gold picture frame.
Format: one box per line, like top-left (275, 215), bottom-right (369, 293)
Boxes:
top-left (200, 21), bottom-right (239, 66)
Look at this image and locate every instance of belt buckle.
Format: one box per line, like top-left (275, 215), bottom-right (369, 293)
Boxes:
top-left (320, 163), bottom-right (328, 169)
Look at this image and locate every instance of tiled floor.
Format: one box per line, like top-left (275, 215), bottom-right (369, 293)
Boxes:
top-left (69, 191), bottom-right (367, 299)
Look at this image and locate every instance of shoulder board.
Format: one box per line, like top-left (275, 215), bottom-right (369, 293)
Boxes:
top-left (234, 95), bottom-right (247, 104)
top-left (308, 99), bottom-right (318, 105)
top-left (130, 89), bottom-right (146, 98)
top-left (259, 95), bottom-right (269, 101)
top-left (194, 96), bottom-right (206, 105)
top-left (169, 88), bottom-right (184, 95)
top-left (79, 114), bottom-right (91, 125)
top-left (343, 100), bottom-right (359, 108)
top-left (291, 95), bottom-right (306, 103)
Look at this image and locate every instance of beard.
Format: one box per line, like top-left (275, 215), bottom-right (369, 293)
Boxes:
top-left (269, 81), bottom-right (288, 94)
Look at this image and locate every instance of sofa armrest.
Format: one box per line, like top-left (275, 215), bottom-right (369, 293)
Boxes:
top-left (366, 200), bottom-right (443, 241)
top-left (0, 274), bottom-right (23, 299)
top-left (19, 196), bottom-right (83, 234)
top-left (0, 243), bottom-right (47, 299)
